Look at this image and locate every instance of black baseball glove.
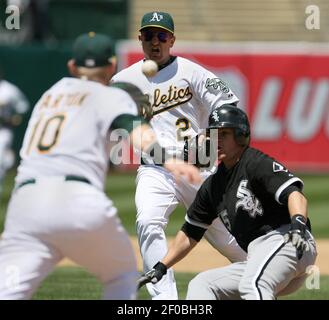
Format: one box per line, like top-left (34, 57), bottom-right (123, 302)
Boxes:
top-left (110, 81), bottom-right (153, 121)
top-left (283, 214), bottom-right (310, 259)
top-left (137, 262), bottom-right (167, 289)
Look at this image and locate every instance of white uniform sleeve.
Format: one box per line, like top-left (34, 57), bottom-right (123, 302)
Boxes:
top-left (0, 81), bottom-right (29, 114)
top-left (190, 64), bottom-right (239, 112)
top-left (14, 91), bottom-right (29, 114)
top-left (96, 88), bottom-right (139, 137)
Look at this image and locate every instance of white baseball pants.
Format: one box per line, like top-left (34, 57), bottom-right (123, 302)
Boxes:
top-left (0, 177), bottom-right (138, 300)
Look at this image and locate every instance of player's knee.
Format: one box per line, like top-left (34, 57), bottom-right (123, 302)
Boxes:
top-left (239, 278), bottom-right (275, 300)
top-left (186, 274), bottom-right (217, 300)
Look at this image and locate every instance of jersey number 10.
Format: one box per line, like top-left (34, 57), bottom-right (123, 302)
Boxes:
top-left (25, 114), bottom-right (66, 155)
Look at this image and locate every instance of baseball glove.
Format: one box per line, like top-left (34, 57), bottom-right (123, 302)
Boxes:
top-left (110, 81), bottom-right (153, 121)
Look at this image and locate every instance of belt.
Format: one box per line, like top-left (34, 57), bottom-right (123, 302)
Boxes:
top-left (16, 175), bottom-right (91, 190)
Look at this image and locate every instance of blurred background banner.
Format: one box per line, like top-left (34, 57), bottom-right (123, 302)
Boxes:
top-left (0, 0), bottom-right (328, 172)
top-left (117, 41), bottom-right (329, 172)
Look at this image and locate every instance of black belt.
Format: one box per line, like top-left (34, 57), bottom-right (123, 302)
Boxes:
top-left (16, 175), bottom-right (91, 190)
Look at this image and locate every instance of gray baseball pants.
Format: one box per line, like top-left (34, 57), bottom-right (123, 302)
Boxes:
top-left (186, 224), bottom-right (317, 300)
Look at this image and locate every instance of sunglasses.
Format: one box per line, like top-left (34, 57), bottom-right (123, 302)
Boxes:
top-left (141, 31), bottom-right (170, 43)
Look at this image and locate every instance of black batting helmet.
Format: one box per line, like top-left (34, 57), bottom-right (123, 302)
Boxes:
top-left (208, 105), bottom-right (250, 146)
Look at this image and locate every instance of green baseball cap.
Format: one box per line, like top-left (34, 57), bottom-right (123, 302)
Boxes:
top-left (139, 11), bottom-right (174, 34)
top-left (73, 32), bottom-right (114, 68)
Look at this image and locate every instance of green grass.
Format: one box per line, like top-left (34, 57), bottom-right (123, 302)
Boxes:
top-left (301, 175), bottom-right (329, 238)
top-left (32, 266), bottom-right (329, 300)
top-left (1, 170), bottom-right (329, 238)
top-left (105, 171), bottom-right (186, 236)
top-left (278, 275), bottom-right (329, 300)
top-left (105, 172), bottom-right (329, 238)
top-left (1, 170), bottom-right (329, 300)
top-left (33, 267), bottom-right (102, 300)
top-left (34, 267), bottom-right (197, 300)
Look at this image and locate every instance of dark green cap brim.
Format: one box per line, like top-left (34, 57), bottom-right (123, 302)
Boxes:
top-left (139, 25), bottom-right (174, 34)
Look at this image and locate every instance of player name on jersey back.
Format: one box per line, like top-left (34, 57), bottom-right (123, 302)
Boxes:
top-left (38, 92), bottom-right (90, 110)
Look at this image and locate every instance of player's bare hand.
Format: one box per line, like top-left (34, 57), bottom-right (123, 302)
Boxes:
top-left (164, 158), bottom-right (202, 184)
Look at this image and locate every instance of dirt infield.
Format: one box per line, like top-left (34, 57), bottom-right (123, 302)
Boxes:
top-left (58, 237), bottom-right (329, 274)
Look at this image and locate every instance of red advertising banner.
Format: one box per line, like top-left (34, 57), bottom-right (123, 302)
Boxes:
top-left (116, 42), bottom-right (329, 172)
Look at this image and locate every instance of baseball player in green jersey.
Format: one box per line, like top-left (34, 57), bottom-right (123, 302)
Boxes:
top-left (0, 32), bottom-right (201, 300)
top-left (112, 11), bottom-right (247, 299)
top-left (139, 105), bottom-right (317, 300)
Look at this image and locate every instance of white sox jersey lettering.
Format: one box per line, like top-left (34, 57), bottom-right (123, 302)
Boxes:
top-left (184, 147), bottom-right (317, 300)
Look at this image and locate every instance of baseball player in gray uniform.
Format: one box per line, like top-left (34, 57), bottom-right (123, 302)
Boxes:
top-left (0, 32), bottom-right (201, 300)
top-left (141, 105), bottom-right (317, 300)
top-left (112, 11), bottom-right (247, 299)
top-left (0, 75), bottom-right (29, 197)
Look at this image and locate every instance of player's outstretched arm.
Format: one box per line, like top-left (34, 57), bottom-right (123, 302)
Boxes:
top-left (130, 124), bottom-right (201, 184)
top-left (161, 230), bottom-right (198, 268)
top-left (137, 230), bottom-right (198, 289)
top-left (283, 191), bottom-right (310, 259)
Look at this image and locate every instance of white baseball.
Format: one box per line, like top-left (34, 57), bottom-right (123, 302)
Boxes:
top-left (142, 60), bottom-right (158, 77)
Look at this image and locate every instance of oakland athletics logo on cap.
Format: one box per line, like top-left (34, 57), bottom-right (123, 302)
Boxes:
top-left (140, 11), bottom-right (174, 34)
top-left (150, 12), bottom-right (163, 22)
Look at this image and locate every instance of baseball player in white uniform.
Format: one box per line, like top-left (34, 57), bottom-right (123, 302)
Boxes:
top-left (112, 11), bottom-right (247, 299)
top-left (0, 76), bottom-right (29, 197)
top-left (0, 32), bottom-right (201, 300)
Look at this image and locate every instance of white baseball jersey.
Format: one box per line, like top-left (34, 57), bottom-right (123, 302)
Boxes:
top-left (113, 56), bottom-right (245, 300)
top-left (112, 57), bottom-right (239, 151)
top-left (16, 77), bottom-right (138, 190)
top-left (0, 80), bottom-right (29, 121)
